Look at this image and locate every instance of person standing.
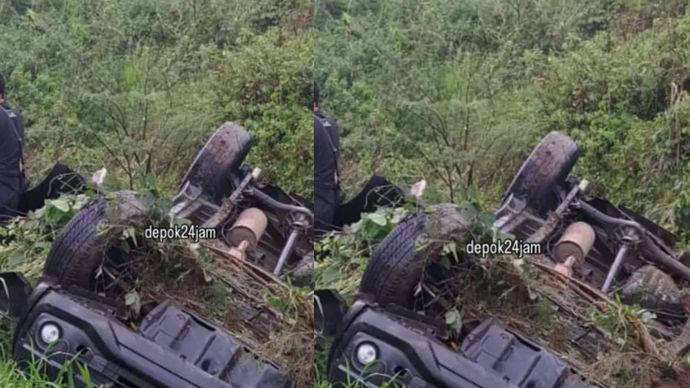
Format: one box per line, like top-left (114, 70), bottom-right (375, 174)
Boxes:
top-left (0, 74), bottom-right (26, 222)
top-left (313, 82), bottom-right (342, 235)
top-left (0, 73), bottom-right (86, 224)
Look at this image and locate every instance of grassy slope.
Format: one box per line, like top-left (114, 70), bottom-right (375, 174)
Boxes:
top-left (316, 0), bottom-right (690, 240)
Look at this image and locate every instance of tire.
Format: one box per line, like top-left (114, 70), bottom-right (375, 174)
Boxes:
top-left (359, 213), bottom-right (427, 307)
top-left (359, 204), bottom-right (469, 307)
top-left (502, 131), bottom-right (580, 215)
top-left (179, 122), bottom-right (253, 203)
top-left (43, 191), bottom-right (147, 289)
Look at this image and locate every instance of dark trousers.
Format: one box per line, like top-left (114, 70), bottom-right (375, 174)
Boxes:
top-left (0, 179), bottom-right (21, 224)
top-left (314, 183), bottom-right (340, 235)
top-left (333, 174), bottom-right (403, 227)
top-left (17, 163), bottom-right (86, 214)
top-left (315, 174), bottom-right (404, 236)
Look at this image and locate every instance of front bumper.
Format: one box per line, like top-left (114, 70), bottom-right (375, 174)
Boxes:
top-left (328, 300), bottom-right (600, 388)
top-left (12, 284), bottom-right (292, 388)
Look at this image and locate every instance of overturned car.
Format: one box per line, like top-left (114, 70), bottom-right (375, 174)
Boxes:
top-left (318, 131), bottom-right (690, 387)
top-left (42, 122), bottom-right (314, 292)
top-left (494, 132), bottom-right (690, 347)
top-left (317, 289), bottom-right (599, 388)
top-left (0, 122), bottom-right (313, 387)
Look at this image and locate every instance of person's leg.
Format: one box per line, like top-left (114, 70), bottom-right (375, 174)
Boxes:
top-left (0, 180), bottom-right (22, 225)
top-left (314, 184), bottom-right (339, 237)
top-left (333, 174), bottom-right (404, 228)
top-left (18, 163), bottom-right (86, 213)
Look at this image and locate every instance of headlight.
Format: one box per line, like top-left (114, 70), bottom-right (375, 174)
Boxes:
top-left (355, 342), bottom-right (378, 365)
top-left (39, 322), bottom-right (61, 345)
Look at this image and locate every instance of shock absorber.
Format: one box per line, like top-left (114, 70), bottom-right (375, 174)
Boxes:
top-left (601, 229), bottom-right (639, 293)
top-left (274, 212), bottom-right (310, 276)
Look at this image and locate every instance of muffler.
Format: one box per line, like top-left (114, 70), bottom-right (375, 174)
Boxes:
top-left (227, 208), bottom-right (268, 250)
top-left (552, 222), bottom-right (595, 277)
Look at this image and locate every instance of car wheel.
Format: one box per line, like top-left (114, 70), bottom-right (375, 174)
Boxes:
top-left (502, 131), bottom-right (580, 215)
top-left (43, 191), bottom-right (147, 290)
top-left (359, 204), bottom-right (469, 307)
top-left (179, 122), bottom-right (253, 204)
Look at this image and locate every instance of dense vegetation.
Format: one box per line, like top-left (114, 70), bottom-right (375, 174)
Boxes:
top-left (1, 0), bottom-right (313, 197)
top-left (316, 0), bottom-right (690, 241)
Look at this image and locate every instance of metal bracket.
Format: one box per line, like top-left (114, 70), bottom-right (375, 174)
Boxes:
top-left (202, 168), bottom-right (261, 229)
top-left (273, 213), bottom-right (310, 275)
top-left (526, 180), bottom-right (588, 244)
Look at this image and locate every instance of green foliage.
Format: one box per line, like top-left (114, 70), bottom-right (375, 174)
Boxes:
top-left (0, 322), bottom-right (95, 387)
top-left (40, 193), bottom-right (92, 227)
top-left (315, 207), bottom-right (411, 299)
top-left (0, 4), bottom-right (313, 384)
top-left (0, 0), bottom-right (312, 197)
top-left (353, 207), bottom-right (409, 241)
top-left (0, 192), bottom-right (95, 279)
top-left (316, 0), bottom-right (690, 241)
top-left (315, 4), bottom-right (690, 384)
top-left (591, 297), bottom-right (656, 339)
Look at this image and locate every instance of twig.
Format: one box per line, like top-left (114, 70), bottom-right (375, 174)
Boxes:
top-left (527, 257), bottom-right (659, 356)
top-left (202, 240), bottom-right (287, 291)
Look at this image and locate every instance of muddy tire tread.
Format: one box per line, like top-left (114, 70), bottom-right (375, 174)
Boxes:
top-left (503, 131), bottom-right (579, 212)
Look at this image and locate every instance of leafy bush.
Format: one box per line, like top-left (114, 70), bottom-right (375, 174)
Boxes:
top-left (316, 0), bottom-right (690, 241)
top-left (0, 0), bottom-right (312, 197)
